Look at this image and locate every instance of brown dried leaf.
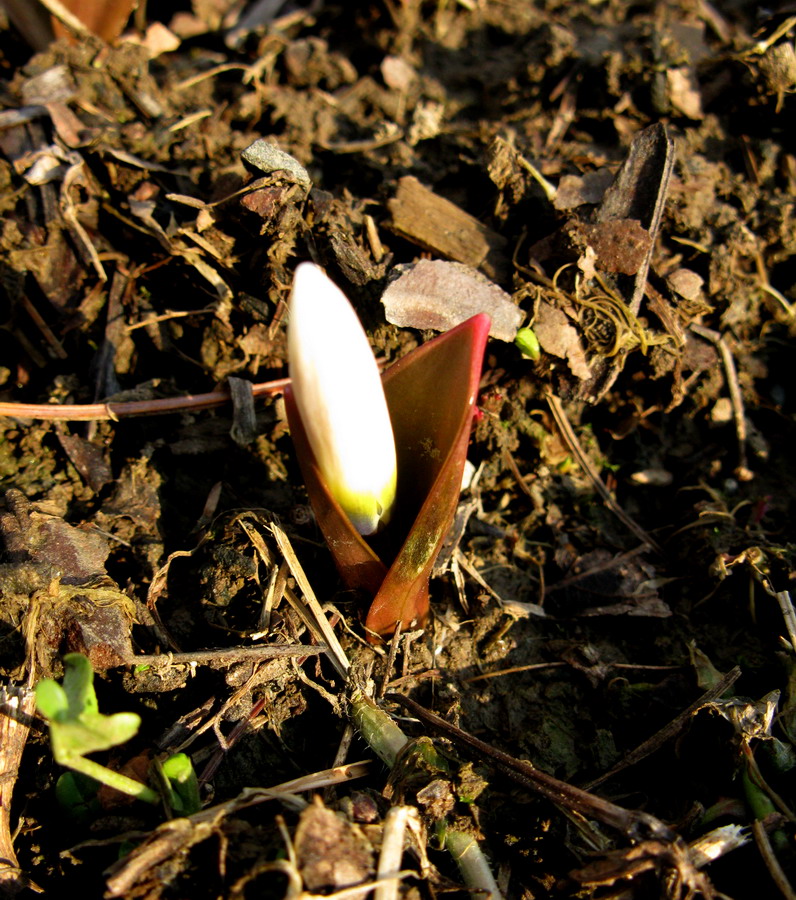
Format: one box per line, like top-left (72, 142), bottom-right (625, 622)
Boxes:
top-left (381, 259), bottom-right (521, 341)
top-left (666, 67), bottom-right (704, 120)
top-left (533, 302), bottom-right (592, 381)
top-left (56, 432), bottom-right (113, 493)
top-left (295, 799), bottom-right (374, 891)
top-left (0, 489), bottom-right (109, 585)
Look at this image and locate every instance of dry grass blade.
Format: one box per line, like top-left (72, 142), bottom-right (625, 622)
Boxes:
top-left (546, 391), bottom-right (664, 554)
top-left (37, 0), bottom-right (92, 37)
top-left (374, 806), bottom-right (421, 900)
top-left (688, 824), bottom-right (750, 869)
top-left (269, 520), bottom-right (351, 678)
top-left (105, 762), bottom-right (372, 898)
top-left (302, 872), bottom-right (418, 900)
top-left (690, 324), bottom-right (751, 480)
top-left (752, 819), bottom-right (796, 900)
top-left (775, 591), bottom-right (796, 653)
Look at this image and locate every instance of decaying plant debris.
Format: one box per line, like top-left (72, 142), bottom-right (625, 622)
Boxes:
top-left (1, 0), bottom-right (796, 897)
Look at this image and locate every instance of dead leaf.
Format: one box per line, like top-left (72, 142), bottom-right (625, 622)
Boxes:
top-left (295, 799), bottom-right (374, 891)
top-left (666, 67), bottom-right (704, 120)
top-left (56, 432), bottom-right (113, 493)
top-left (554, 170), bottom-right (614, 210)
top-left (533, 301), bottom-right (592, 380)
top-left (381, 259), bottom-right (521, 341)
top-left (0, 489), bottom-right (109, 584)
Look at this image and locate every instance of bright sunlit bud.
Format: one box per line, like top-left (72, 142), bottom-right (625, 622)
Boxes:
top-left (288, 262), bottom-right (397, 536)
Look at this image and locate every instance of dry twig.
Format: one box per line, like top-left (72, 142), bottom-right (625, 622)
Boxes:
top-left (0, 378), bottom-right (289, 422)
top-left (690, 324), bottom-right (751, 480)
top-left (545, 392), bottom-right (664, 554)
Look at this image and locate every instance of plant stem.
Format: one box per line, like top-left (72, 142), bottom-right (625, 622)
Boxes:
top-left (69, 756), bottom-right (160, 806)
top-left (350, 691), bottom-right (409, 767)
top-left (352, 692), bottom-right (502, 900)
top-left (445, 830), bottom-right (504, 900)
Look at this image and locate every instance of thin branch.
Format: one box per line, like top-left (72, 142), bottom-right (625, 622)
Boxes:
top-left (586, 666), bottom-right (742, 789)
top-left (546, 392), bottom-right (664, 554)
top-left (690, 324), bottom-right (751, 479)
top-left (752, 819), bottom-right (796, 900)
top-left (387, 692), bottom-right (675, 843)
top-left (128, 643), bottom-right (326, 669)
top-left (0, 378), bottom-right (289, 422)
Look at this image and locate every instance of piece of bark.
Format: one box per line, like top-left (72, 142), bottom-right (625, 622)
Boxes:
top-left (0, 489), bottom-right (110, 585)
top-left (529, 219), bottom-right (651, 277)
top-left (0, 684), bottom-right (39, 896)
top-left (576, 123), bottom-right (675, 402)
top-left (227, 376), bottom-right (257, 447)
top-left (594, 122), bottom-right (674, 316)
top-left (387, 176), bottom-right (507, 280)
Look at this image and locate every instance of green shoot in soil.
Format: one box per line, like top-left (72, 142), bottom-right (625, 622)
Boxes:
top-left (36, 653), bottom-right (160, 808)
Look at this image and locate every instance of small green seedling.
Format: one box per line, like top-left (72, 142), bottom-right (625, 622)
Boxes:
top-left (36, 653), bottom-right (199, 812)
top-left (36, 653), bottom-right (160, 806)
top-left (160, 753), bottom-right (201, 815)
top-left (515, 326), bottom-right (540, 360)
top-left (54, 771), bottom-right (102, 824)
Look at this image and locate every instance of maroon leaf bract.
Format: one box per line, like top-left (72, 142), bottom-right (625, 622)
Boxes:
top-left (285, 313), bottom-right (491, 638)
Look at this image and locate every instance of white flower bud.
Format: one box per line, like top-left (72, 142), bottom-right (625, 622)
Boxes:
top-left (288, 262), bottom-right (397, 535)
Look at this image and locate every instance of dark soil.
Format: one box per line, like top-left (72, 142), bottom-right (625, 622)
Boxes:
top-left (1, 1), bottom-right (796, 898)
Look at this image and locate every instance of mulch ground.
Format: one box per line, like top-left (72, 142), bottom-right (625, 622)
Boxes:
top-left (1, 2), bottom-right (796, 897)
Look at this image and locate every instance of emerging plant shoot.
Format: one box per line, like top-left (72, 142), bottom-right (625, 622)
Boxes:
top-left (288, 262), bottom-right (397, 536)
top-left (286, 261), bottom-right (491, 637)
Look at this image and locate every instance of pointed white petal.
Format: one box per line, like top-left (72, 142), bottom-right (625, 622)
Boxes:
top-left (288, 262), bottom-right (397, 535)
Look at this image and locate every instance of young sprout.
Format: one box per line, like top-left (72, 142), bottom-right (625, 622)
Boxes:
top-left (35, 653), bottom-right (160, 807)
top-left (288, 262), bottom-right (397, 536)
top-left (35, 653), bottom-right (202, 816)
top-left (515, 326), bottom-right (540, 360)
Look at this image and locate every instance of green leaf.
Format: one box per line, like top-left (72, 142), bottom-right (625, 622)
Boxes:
top-left (55, 771), bottom-right (100, 823)
top-left (50, 713), bottom-right (141, 765)
top-left (37, 654), bottom-right (142, 764)
top-left (35, 678), bottom-right (69, 722)
top-left (62, 652), bottom-right (99, 718)
top-left (49, 713), bottom-right (142, 764)
top-left (515, 327), bottom-right (540, 360)
top-left (36, 654), bottom-right (158, 805)
top-left (161, 753), bottom-right (201, 815)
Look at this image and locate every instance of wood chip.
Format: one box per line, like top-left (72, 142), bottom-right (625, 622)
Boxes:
top-left (387, 176), bottom-right (507, 279)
